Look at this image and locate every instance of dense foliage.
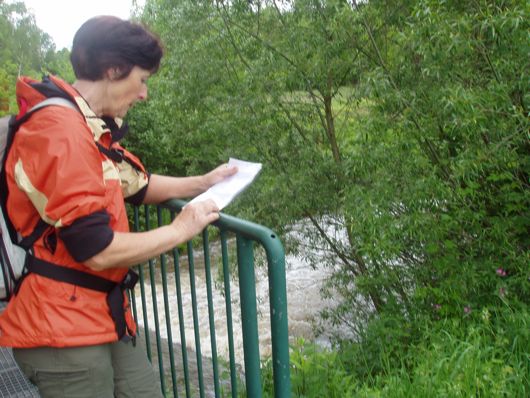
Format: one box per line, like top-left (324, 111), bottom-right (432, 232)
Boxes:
top-left (125, 0), bottom-right (528, 395)
top-left (262, 305), bottom-right (528, 397)
top-left (129, 0), bottom-right (528, 321)
top-left (0, 1), bottom-right (74, 115)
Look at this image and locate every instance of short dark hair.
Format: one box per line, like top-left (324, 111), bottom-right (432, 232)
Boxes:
top-left (70, 16), bottom-right (163, 81)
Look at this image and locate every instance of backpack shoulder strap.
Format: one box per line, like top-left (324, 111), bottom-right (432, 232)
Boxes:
top-left (30, 97), bottom-right (77, 112)
top-left (11, 97), bottom-right (77, 128)
top-left (0, 115), bottom-right (11, 158)
top-left (1, 97), bottom-right (78, 244)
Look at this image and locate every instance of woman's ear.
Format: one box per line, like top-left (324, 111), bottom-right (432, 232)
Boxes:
top-left (106, 67), bottom-right (122, 81)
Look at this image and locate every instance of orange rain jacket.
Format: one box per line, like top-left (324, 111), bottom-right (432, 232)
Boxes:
top-left (0, 76), bottom-right (149, 348)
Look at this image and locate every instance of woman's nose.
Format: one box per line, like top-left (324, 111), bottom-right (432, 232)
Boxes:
top-left (138, 86), bottom-right (148, 101)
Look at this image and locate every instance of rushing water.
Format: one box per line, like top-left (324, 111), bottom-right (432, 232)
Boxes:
top-left (133, 242), bottom-right (337, 367)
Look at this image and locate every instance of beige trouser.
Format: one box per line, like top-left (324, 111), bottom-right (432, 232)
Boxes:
top-left (13, 337), bottom-right (163, 398)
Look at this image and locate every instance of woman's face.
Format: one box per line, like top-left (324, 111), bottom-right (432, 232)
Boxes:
top-left (105, 66), bottom-right (151, 118)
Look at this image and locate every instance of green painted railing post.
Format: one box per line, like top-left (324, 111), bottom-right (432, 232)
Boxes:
top-left (157, 207), bottom-right (179, 398)
top-left (236, 235), bottom-right (262, 398)
top-left (134, 206), bottom-right (151, 360)
top-left (187, 240), bottom-right (205, 398)
top-left (202, 230), bottom-right (221, 397)
top-left (265, 237), bottom-right (291, 398)
top-left (220, 230), bottom-right (238, 398)
top-left (145, 206), bottom-right (166, 395)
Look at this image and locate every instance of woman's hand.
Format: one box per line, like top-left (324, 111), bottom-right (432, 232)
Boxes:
top-left (170, 199), bottom-right (220, 241)
top-left (144, 164), bottom-right (237, 204)
top-left (202, 164), bottom-right (238, 191)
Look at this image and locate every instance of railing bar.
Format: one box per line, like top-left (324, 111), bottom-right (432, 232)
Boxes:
top-left (146, 206), bottom-right (166, 395)
top-left (137, 264), bottom-right (150, 360)
top-left (149, 258), bottom-right (166, 394)
top-left (135, 206), bottom-right (151, 361)
top-left (130, 208), bottom-right (139, 341)
top-left (266, 242), bottom-right (291, 398)
top-left (236, 236), bottom-right (262, 398)
top-left (202, 229), bottom-right (221, 398)
top-left (158, 207), bottom-right (179, 398)
top-left (171, 209), bottom-right (191, 398)
top-left (220, 230), bottom-right (238, 398)
top-left (187, 240), bottom-right (205, 398)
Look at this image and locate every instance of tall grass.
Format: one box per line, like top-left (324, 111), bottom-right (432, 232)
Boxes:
top-left (361, 311), bottom-right (529, 397)
top-left (261, 306), bottom-right (529, 397)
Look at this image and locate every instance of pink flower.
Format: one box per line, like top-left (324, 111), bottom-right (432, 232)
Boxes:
top-left (464, 306), bottom-right (471, 314)
top-left (496, 268), bottom-right (507, 277)
top-left (433, 304), bottom-right (441, 311)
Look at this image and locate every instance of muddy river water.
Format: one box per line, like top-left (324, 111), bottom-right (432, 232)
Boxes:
top-left (133, 244), bottom-right (337, 367)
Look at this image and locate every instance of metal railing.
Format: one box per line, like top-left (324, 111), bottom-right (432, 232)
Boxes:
top-left (130, 199), bottom-right (291, 398)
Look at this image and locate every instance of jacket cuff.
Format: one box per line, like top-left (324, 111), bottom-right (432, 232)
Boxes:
top-left (58, 210), bottom-right (114, 262)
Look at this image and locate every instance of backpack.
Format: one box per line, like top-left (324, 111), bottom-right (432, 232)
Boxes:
top-left (0, 97), bottom-right (77, 300)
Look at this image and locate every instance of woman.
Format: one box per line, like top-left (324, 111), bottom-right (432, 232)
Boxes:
top-left (0, 16), bottom-right (236, 397)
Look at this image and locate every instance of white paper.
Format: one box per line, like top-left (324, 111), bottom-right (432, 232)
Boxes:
top-left (188, 158), bottom-right (262, 210)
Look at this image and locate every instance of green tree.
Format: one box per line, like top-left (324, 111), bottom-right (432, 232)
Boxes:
top-left (0, 1), bottom-right (74, 115)
top-left (131, 0), bottom-right (391, 323)
top-left (347, 0), bottom-right (529, 319)
top-left (130, 0), bottom-right (529, 350)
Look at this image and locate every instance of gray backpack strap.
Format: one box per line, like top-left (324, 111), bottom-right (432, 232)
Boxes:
top-left (28, 97), bottom-right (77, 113)
top-left (0, 96), bottom-right (77, 299)
top-left (0, 116), bottom-right (11, 157)
top-left (0, 97), bottom-right (77, 163)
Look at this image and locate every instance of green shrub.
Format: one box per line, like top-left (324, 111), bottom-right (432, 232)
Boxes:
top-left (261, 339), bottom-right (358, 398)
top-left (259, 305), bottom-right (528, 397)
